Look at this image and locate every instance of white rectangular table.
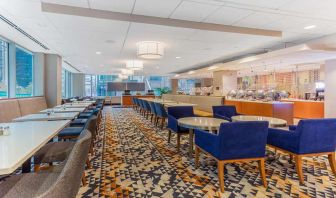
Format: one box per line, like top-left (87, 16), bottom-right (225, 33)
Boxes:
top-left (39, 107), bottom-right (86, 113)
top-left (12, 112), bottom-right (79, 122)
top-left (0, 120), bottom-right (70, 175)
top-left (56, 103), bottom-right (91, 108)
top-left (164, 102), bottom-right (197, 107)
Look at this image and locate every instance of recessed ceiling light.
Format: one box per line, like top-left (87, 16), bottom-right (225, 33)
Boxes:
top-left (176, 56), bottom-right (181, 59)
top-left (96, 51), bottom-right (101, 55)
top-left (207, 66), bottom-right (219, 70)
top-left (188, 71), bottom-right (195, 74)
top-left (174, 74), bottom-right (180, 77)
top-left (304, 25), bottom-right (316, 30)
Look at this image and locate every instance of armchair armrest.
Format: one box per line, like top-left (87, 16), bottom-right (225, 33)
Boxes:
top-left (167, 115), bottom-right (179, 132)
top-left (214, 113), bottom-right (231, 122)
top-left (267, 128), bottom-right (299, 153)
top-left (288, 125), bottom-right (297, 131)
top-left (195, 129), bottom-right (220, 157)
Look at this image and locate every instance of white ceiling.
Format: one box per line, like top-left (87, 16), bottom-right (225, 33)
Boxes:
top-left (1, 0), bottom-right (336, 75)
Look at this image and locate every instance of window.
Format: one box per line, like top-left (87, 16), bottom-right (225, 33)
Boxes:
top-left (15, 46), bottom-right (33, 98)
top-left (85, 75), bottom-right (97, 97)
top-left (62, 68), bottom-right (73, 98)
top-left (0, 39), bottom-right (8, 99)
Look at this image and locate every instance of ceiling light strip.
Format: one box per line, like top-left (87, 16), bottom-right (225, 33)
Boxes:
top-left (0, 15), bottom-right (49, 50)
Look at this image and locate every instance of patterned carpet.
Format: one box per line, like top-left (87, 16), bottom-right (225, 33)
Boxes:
top-left (77, 107), bottom-right (336, 197)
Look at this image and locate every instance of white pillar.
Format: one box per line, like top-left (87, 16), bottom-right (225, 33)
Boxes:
top-left (44, 54), bottom-right (62, 107)
top-left (213, 70), bottom-right (237, 96)
top-left (33, 53), bottom-right (45, 96)
top-left (324, 59), bottom-right (336, 118)
top-left (72, 73), bottom-right (85, 97)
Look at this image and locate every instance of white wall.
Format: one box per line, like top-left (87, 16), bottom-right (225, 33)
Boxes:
top-left (33, 53), bottom-right (44, 96)
top-left (324, 59), bottom-right (336, 118)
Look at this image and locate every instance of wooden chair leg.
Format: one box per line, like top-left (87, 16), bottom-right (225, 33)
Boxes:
top-left (294, 155), bottom-right (304, 184)
top-left (161, 118), bottom-right (165, 129)
top-left (177, 133), bottom-right (181, 152)
top-left (328, 152), bottom-right (336, 175)
top-left (150, 114), bottom-right (153, 122)
top-left (258, 158), bottom-right (267, 188)
top-left (167, 130), bottom-right (171, 143)
top-left (34, 164), bottom-right (40, 172)
top-left (86, 158), bottom-right (92, 169)
top-left (218, 161), bottom-right (225, 193)
top-left (290, 154), bottom-right (293, 163)
top-left (195, 146), bottom-right (200, 168)
top-left (82, 172), bottom-right (87, 186)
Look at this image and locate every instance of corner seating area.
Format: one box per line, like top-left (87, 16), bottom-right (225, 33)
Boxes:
top-left (162, 94), bottom-right (224, 117)
top-left (0, 97), bottom-right (105, 197)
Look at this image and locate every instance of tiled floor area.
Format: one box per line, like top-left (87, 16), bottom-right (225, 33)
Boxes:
top-left (78, 107), bottom-right (336, 197)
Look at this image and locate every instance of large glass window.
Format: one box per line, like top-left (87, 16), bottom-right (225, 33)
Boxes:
top-left (0, 39), bottom-right (8, 99)
top-left (15, 46), bottom-right (33, 98)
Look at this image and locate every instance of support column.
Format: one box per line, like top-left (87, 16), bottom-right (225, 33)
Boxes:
top-left (171, 79), bottom-right (178, 94)
top-left (44, 54), bottom-right (62, 108)
top-left (213, 70), bottom-right (237, 96)
top-left (8, 43), bottom-right (16, 98)
top-left (72, 73), bottom-right (85, 97)
top-left (324, 60), bottom-right (336, 118)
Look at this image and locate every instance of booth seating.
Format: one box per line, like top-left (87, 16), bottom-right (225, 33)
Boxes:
top-left (162, 94), bottom-right (224, 117)
top-left (0, 96), bottom-right (48, 123)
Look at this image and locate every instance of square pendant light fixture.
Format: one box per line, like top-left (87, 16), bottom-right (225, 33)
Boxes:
top-left (137, 41), bottom-right (164, 59)
top-left (126, 60), bottom-right (144, 70)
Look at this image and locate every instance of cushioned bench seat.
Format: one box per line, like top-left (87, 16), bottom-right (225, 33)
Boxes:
top-left (0, 100), bottom-right (21, 123)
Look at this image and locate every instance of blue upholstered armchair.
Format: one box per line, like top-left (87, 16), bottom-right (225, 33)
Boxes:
top-left (212, 105), bottom-right (240, 122)
top-left (167, 106), bottom-right (194, 151)
top-left (154, 102), bottom-right (168, 129)
top-left (267, 118), bottom-right (336, 184)
top-left (195, 121), bottom-right (269, 192)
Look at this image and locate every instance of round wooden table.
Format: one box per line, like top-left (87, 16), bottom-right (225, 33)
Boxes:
top-left (178, 117), bottom-right (228, 157)
top-left (231, 115), bottom-right (287, 127)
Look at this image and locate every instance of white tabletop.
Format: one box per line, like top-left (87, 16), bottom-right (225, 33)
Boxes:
top-left (142, 98), bottom-right (176, 103)
top-left (165, 102), bottom-right (197, 107)
top-left (12, 112), bottom-right (79, 122)
top-left (39, 107), bottom-right (86, 113)
top-left (56, 103), bottom-right (91, 108)
top-left (231, 115), bottom-right (287, 127)
top-left (0, 120), bottom-right (70, 175)
top-left (178, 117), bottom-right (228, 130)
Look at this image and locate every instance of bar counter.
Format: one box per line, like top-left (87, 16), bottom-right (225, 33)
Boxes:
top-left (281, 99), bottom-right (324, 119)
top-left (224, 99), bottom-right (294, 125)
top-left (122, 95), bottom-right (155, 106)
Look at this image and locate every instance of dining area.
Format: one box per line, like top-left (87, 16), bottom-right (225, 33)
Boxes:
top-left (132, 97), bottom-right (336, 193)
top-left (0, 97), bottom-right (104, 197)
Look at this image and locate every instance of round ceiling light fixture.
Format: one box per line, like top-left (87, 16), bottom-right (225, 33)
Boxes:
top-left (137, 41), bottom-right (164, 59)
top-left (126, 60), bottom-right (143, 70)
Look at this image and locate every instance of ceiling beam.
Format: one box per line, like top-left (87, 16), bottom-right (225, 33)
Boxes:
top-left (41, 2), bottom-right (282, 37)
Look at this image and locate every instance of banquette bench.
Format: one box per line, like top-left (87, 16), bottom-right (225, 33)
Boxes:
top-left (0, 96), bottom-right (48, 123)
top-left (162, 94), bottom-right (224, 117)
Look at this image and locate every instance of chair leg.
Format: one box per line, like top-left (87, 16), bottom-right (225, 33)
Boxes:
top-left (150, 114), bottom-right (153, 122)
top-left (290, 154), bottom-right (293, 163)
top-left (86, 158), bottom-right (92, 169)
top-left (82, 172), bottom-right (87, 186)
top-left (161, 118), bottom-right (165, 129)
top-left (294, 155), bottom-right (304, 184)
top-left (328, 152), bottom-right (336, 175)
top-left (195, 146), bottom-right (200, 168)
top-left (218, 161), bottom-right (225, 193)
top-left (34, 164), bottom-right (40, 172)
top-left (258, 158), bottom-right (267, 188)
top-left (177, 133), bottom-right (181, 152)
top-left (167, 130), bottom-right (171, 143)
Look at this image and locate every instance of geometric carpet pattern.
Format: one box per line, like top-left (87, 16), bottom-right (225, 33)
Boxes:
top-left (77, 107), bottom-right (336, 197)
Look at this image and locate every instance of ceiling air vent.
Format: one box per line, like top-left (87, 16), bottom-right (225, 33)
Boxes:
top-left (0, 14), bottom-right (49, 50)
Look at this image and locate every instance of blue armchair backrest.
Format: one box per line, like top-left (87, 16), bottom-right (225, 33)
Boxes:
top-left (143, 100), bottom-right (151, 111)
top-left (138, 99), bottom-right (144, 108)
top-left (154, 102), bottom-right (167, 117)
top-left (217, 121), bottom-right (269, 160)
top-left (296, 118), bottom-right (336, 154)
top-left (167, 106), bottom-right (194, 119)
top-left (148, 101), bottom-right (157, 114)
top-left (212, 105), bottom-right (238, 119)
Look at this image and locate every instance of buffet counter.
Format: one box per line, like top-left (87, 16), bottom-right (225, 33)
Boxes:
top-left (162, 94), bottom-right (224, 116)
top-left (224, 99), bottom-right (294, 125)
top-left (281, 99), bottom-right (324, 119)
top-left (122, 95), bottom-right (155, 106)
